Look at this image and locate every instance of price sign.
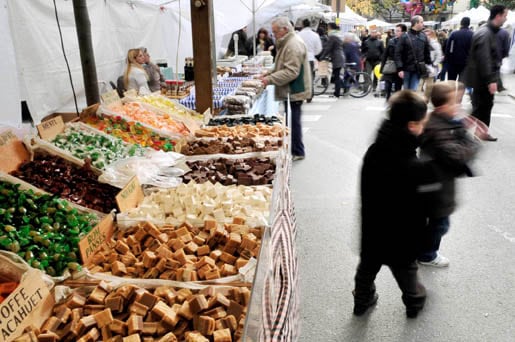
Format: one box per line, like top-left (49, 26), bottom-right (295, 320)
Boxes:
top-left (116, 176), bottom-right (144, 212)
top-left (0, 268), bottom-right (53, 342)
top-left (101, 89), bottom-right (122, 106)
top-left (79, 213), bottom-right (115, 265)
top-left (36, 116), bottom-right (65, 140)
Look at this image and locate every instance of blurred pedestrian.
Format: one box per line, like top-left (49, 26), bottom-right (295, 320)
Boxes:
top-left (380, 24), bottom-right (406, 100)
top-left (362, 30), bottom-right (385, 92)
top-left (318, 22), bottom-right (345, 98)
top-left (259, 17), bottom-right (311, 160)
top-left (298, 19), bottom-right (322, 103)
top-left (445, 17), bottom-right (473, 82)
top-left (464, 5), bottom-right (508, 141)
top-left (353, 90), bottom-right (440, 319)
top-left (342, 32), bottom-right (362, 95)
top-left (418, 81), bottom-right (481, 267)
top-left (437, 30), bottom-right (449, 81)
top-left (418, 29), bottom-right (443, 100)
top-left (496, 27), bottom-right (511, 91)
top-left (395, 15), bottom-right (431, 91)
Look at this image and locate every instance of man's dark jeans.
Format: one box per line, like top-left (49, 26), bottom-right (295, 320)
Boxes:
top-left (471, 85), bottom-right (494, 127)
top-left (284, 100), bottom-right (305, 157)
top-left (418, 216), bottom-right (450, 262)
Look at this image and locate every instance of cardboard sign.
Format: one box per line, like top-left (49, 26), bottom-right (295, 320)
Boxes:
top-left (0, 130), bottom-right (17, 146)
top-left (203, 108), bottom-right (212, 125)
top-left (79, 213), bottom-right (115, 265)
top-left (101, 89), bottom-right (122, 106)
top-left (37, 116), bottom-right (65, 140)
top-left (116, 176), bottom-right (144, 212)
top-left (0, 132), bottom-right (30, 173)
top-left (0, 268), bottom-right (54, 342)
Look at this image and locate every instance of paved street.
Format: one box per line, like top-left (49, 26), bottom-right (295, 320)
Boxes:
top-left (292, 74), bottom-right (515, 342)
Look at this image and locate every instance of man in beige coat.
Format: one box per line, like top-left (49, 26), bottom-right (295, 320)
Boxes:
top-left (259, 17), bottom-right (311, 160)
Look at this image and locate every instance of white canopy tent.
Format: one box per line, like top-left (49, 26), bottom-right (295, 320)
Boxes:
top-left (443, 5), bottom-right (490, 27)
top-left (0, 0), bottom-right (316, 125)
top-left (322, 6), bottom-right (367, 32)
top-left (367, 19), bottom-right (395, 29)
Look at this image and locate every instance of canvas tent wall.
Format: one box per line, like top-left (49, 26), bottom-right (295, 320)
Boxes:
top-left (322, 6), bottom-right (367, 32)
top-left (443, 5), bottom-right (490, 27)
top-left (0, 0), bottom-right (311, 125)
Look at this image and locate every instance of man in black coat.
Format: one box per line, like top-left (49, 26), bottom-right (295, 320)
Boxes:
top-left (445, 17), bottom-right (473, 81)
top-left (353, 91), bottom-right (441, 319)
top-left (362, 30), bottom-right (384, 92)
top-left (394, 15), bottom-right (431, 91)
top-left (464, 5), bottom-right (508, 141)
top-left (318, 22), bottom-right (346, 98)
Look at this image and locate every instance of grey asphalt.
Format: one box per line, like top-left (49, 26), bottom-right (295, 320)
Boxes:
top-left (291, 74), bottom-right (515, 342)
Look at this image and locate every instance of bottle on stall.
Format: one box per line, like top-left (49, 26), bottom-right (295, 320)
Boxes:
top-left (184, 57), bottom-right (195, 81)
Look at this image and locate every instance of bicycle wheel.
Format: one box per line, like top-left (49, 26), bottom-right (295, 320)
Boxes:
top-left (313, 75), bottom-right (329, 96)
top-left (348, 72), bottom-right (372, 98)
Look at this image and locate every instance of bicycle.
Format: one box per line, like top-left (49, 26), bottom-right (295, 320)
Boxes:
top-left (313, 61), bottom-right (372, 98)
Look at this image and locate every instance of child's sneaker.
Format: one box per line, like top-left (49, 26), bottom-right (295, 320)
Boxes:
top-left (418, 254), bottom-right (450, 267)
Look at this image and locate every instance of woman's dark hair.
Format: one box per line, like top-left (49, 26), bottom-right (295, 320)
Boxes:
top-left (258, 28), bottom-right (269, 37)
top-left (388, 90), bottom-right (427, 126)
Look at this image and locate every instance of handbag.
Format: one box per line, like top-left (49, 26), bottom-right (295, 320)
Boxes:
top-left (382, 59), bottom-right (397, 74)
top-left (407, 34), bottom-right (429, 78)
top-left (416, 62), bottom-right (428, 78)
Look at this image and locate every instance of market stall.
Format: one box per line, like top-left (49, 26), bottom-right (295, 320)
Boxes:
top-left (0, 0), bottom-right (303, 340)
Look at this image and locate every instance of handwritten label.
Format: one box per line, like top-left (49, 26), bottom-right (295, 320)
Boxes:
top-left (79, 214), bottom-right (114, 265)
top-left (116, 176), bottom-right (144, 212)
top-left (0, 269), bottom-right (51, 342)
top-left (37, 116), bottom-right (64, 140)
top-left (101, 89), bottom-right (122, 106)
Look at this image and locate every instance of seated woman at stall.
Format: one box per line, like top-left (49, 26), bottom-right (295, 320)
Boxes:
top-left (123, 48), bottom-right (151, 95)
top-left (141, 47), bottom-right (166, 92)
top-left (248, 28), bottom-right (275, 57)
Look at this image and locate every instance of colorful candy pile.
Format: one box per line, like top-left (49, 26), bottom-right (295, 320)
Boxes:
top-left (107, 102), bottom-right (191, 136)
top-left (0, 181), bottom-right (98, 276)
top-left (84, 113), bottom-right (176, 152)
top-left (138, 94), bottom-right (204, 122)
top-left (11, 154), bottom-right (120, 213)
top-left (51, 124), bottom-right (146, 169)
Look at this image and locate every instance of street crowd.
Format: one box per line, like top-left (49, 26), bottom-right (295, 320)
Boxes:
top-left (247, 4), bottom-right (511, 320)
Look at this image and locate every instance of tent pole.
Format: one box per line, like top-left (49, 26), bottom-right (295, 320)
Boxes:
top-left (253, 0), bottom-right (256, 57)
top-left (190, 0), bottom-right (214, 114)
top-left (72, 0), bottom-right (99, 106)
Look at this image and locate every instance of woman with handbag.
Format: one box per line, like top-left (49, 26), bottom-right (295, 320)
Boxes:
top-left (380, 24), bottom-right (407, 100)
top-left (418, 29), bottom-right (443, 100)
